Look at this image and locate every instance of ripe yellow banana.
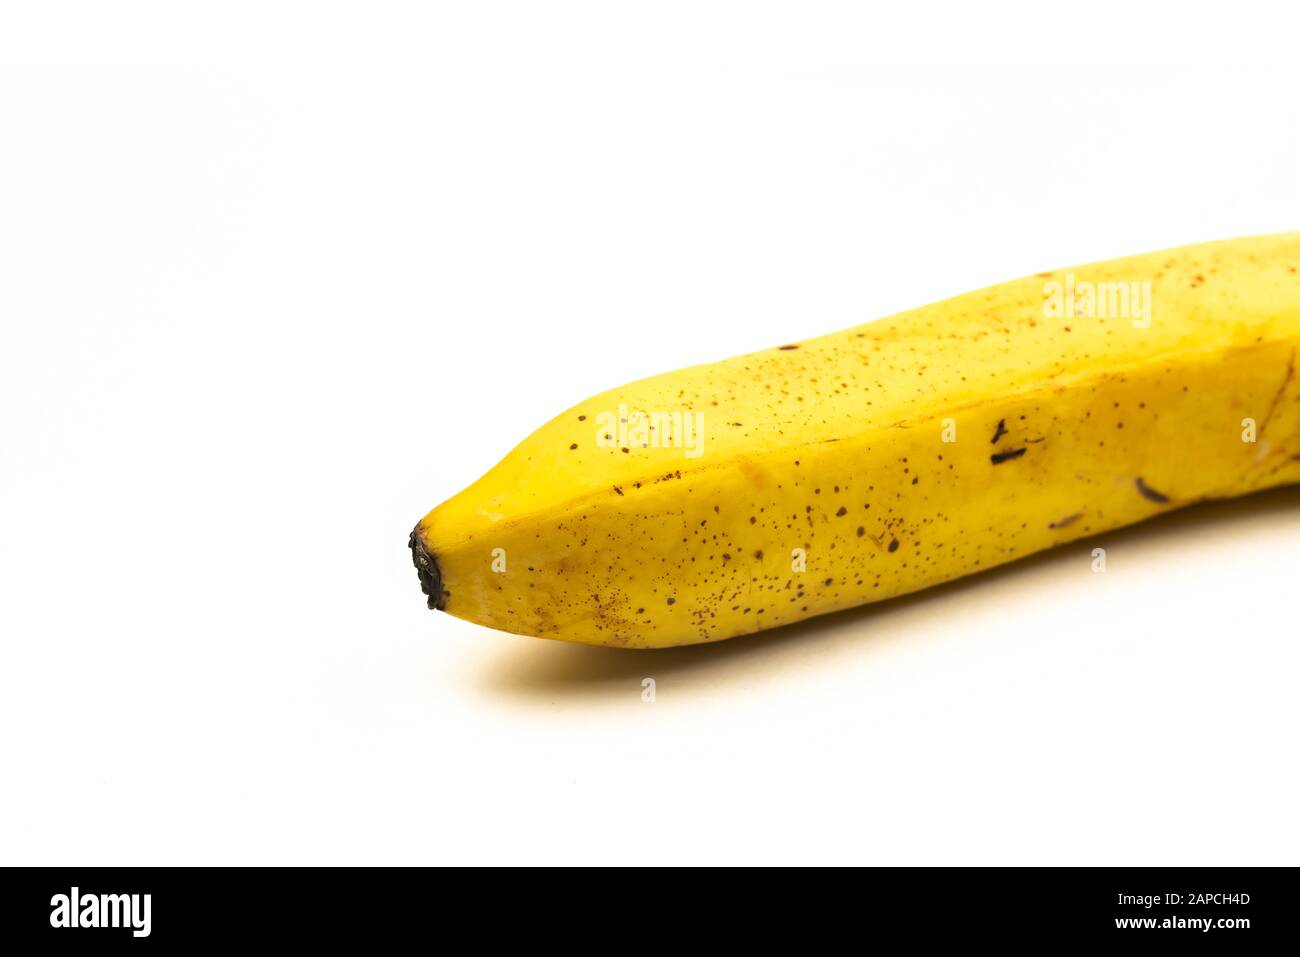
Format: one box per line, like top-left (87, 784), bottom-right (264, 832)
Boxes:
top-left (411, 234), bottom-right (1300, 648)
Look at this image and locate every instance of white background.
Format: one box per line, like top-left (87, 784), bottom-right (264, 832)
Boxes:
top-left (2, 3), bottom-right (1298, 865)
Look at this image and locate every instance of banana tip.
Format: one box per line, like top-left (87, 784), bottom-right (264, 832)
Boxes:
top-left (408, 527), bottom-right (445, 610)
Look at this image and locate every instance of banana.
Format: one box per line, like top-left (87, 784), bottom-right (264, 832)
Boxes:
top-left (411, 234), bottom-right (1300, 648)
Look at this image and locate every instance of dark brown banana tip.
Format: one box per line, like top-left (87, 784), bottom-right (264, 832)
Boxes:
top-left (409, 528), bottom-right (445, 610)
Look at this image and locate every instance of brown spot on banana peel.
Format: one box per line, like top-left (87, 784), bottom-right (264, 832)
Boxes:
top-left (734, 455), bottom-right (769, 490)
top-left (1049, 513), bottom-right (1083, 529)
top-left (409, 529), bottom-right (446, 610)
top-left (1135, 477), bottom-right (1171, 504)
top-left (990, 447), bottom-right (1027, 464)
top-left (991, 418), bottom-right (1008, 444)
